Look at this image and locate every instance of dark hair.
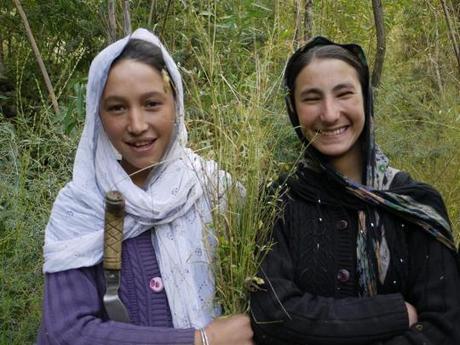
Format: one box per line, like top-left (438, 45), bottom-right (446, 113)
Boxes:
top-left (112, 39), bottom-right (176, 96)
top-left (285, 44), bottom-right (366, 93)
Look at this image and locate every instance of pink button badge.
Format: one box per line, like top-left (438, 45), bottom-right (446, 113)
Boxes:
top-left (149, 277), bottom-right (164, 293)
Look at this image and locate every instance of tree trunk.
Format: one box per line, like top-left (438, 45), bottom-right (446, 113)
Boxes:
top-left (440, 0), bottom-right (460, 75)
top-left (123, 0), bottom-right (132, 36)
top-left (108, 0), bottom-right (117, 43)
top-left (13, 0), bottom-right (59, 114)
top-left (371, 0), bottom-right (386, 88)
top-left (304, 0), bottom-right (313, 41)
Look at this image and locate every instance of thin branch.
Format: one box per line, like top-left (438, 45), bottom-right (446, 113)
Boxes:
top-left (148, 0), bottom-right (155, 27)
top-left (294, 0), bottom-right (303, 46)
top-left (440, 0), bottom-right (460, 75)
top-left (123, 0), bottom-right (132, 36)
top-left (433, 21), bottom-right (444, 93)
top-left (0, 35), bottom-right (5, 77)
top-left (161, 0), bottom-right (173, 34)
top-left (371, 0), bottom-right (386, 88)
top-left (13, 0), bottom-right (59, 114)
top-left (304, 0), bottom-right (313, 42)
top-left (108, 0), bottom-right (117, 43)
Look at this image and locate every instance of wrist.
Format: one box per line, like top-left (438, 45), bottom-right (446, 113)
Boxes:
top-left (195, 328), bottom-right (209, 345)
top-left (194, 330), bottom-right (203, 345)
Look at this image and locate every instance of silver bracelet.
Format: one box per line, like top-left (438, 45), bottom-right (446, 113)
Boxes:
top-left (199, 328), bottom-right (210, 345)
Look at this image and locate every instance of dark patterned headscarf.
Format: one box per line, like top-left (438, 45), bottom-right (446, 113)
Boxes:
top-left (284, 36), bottom-right (456, 296)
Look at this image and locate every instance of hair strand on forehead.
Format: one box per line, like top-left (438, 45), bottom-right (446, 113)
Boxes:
top-left (286, 44), bottom-right (366, 94)
top-left (112, 38), bottom-right (176, 97)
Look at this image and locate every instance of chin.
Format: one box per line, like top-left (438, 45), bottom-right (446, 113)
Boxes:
top-left (314, 146), bottom-right (350, 158)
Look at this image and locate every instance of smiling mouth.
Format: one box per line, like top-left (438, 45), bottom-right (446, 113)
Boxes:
top-left (126, 139), bottom-right (156, 151)
top-left (315, 126), bottom-right (348, 136)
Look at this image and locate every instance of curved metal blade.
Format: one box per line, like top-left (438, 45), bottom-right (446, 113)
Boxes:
top-left (103, 270), bottom-right (130, 323)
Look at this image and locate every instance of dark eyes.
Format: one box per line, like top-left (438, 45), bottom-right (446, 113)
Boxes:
top-left (302, 97), bottom-right (320, 103)
top-left (145, 99), bottom-right (161, 109)
top-left (106, 104), bottom-right (125, 113)
top-left (104, 99), bottom-right (161, 113)
top-left (302, 91), bottom-right (354, 102)
top-left (338, 91), bottom-right (354, 98)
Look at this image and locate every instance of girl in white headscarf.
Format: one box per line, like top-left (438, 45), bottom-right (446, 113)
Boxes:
top-left (37, 28), bottom-right (254, 345)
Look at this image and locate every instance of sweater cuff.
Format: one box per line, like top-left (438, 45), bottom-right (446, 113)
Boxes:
top-left (166, 328), bottom-right (196, 345)
top-left (377, 293), bottom-right (408, 335)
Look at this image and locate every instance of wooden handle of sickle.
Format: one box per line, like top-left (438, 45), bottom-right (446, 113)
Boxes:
top-left (103, 191), bottom-right (125, 271)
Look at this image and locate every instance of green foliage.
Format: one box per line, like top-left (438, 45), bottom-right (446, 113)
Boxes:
top-left (1, 0), bottom-right (103, 124)
top-left (0, 110), bottom-right (77, 344)
top-left (1, 0), bottom-right (459, 343)
top-left (56, 81), bottom-right (86, 135)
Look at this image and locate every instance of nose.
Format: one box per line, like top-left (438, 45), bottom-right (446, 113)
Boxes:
top-left (127, 107), bottom-right (148, 135)
top-left (320, 97), bottom-right (340, 124)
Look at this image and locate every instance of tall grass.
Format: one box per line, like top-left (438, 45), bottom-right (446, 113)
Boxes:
top-left (0, 54), bottom-right (84, 343)
top-left (0, 107), bottom-right (80, 343)
top-left (375, 18), bottom-right (460, 242)
top-left (178, 5), bottom-right (291, 313)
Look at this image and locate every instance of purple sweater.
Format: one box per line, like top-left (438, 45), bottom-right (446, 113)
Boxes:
top-left (37, 230), bottom-right (195, 345)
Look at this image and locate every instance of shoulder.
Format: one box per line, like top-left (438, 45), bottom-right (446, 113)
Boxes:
top-left (390, 170), bottom-right (440, 196)
top-left (182, 148), bottom-right (230, 191)
top-left (389, 170), bottom-right (412, 188)
top-left (390, 171), bottom-right (447, 213)
top-left (185, 148), bottom-right (243, 210)
top-left (389, 170), bottom-right (457, 252)
top-left (268, 174), bottom-right (323, 229)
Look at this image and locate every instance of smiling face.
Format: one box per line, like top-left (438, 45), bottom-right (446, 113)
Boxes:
top-left (100, 59), bottom-right (176, 186)
top-left (294, 58), bottom-right (365, 169)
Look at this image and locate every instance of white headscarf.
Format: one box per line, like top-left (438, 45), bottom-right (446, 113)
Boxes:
top-left (43, 28), bottom-right (227, 328)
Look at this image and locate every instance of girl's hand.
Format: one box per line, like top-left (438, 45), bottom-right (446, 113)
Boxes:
top-left (195, 314), bottom-right (254, 345)
top-left (405, 302), bottom-right (418, 327)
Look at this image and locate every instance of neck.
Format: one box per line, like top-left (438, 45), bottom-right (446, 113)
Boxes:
top-left (121, 160), bottom-right (150, 188)
top-left (329, 142), bottom-right (363, 184)
top-left (131, 171), bottom-right (149, 187)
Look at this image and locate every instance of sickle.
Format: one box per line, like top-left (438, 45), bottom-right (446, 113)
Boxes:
top-left (103, 191), bottom-right (130, 323)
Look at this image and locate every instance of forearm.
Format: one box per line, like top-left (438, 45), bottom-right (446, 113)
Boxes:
top-left (252, 279), bottom-right (408, 345)
top-left (37, 267), bottom-right (195, 345)
top-left (365, 232), bottom-right (460, 345)
top-left (373, 230), bottom-right (460, 345)
top-left (251, 214), bottom-right (408, 345)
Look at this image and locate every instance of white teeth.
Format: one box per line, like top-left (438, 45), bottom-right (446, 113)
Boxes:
top-left (316, 127), bottom-right (347, 136)
top-left (131, 140), bottom-right (153, 147)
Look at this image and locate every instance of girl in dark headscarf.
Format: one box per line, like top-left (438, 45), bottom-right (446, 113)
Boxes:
top-left (250, 37), bottom-right (460, 345)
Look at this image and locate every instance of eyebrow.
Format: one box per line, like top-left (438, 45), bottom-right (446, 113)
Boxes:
top-left (299, 82), bottom-right (356, 97)
top-left (102, 91), bottom-right (165, 103)
top-left (332, 82), bottom-right (356, 92)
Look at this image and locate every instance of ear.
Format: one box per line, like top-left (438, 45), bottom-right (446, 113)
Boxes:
top-left (285, 94), bottom-right (294, 115)
top-left (285, 94), bottom-right (306, 143)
